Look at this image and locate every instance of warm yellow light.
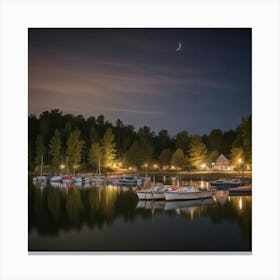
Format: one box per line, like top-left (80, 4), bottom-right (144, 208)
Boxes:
top-left (227, 166), bottom-right (231, 171)
top-left (239, 197), bottom-right (243, 210)
top-left (144, 164), bottom-right (148, 168)
top-left (60, 164), bottom-right (65, 169)
top-left (118, 162), bottom-right (122, 167)
top-left (171, 165), bottom-right (175, 170)
top-left (128, 166), bottom-right (133, 170)
top-left (238, 158), bottom-right (243, 163)
top-left (200, 163), bottom-right (206, 169)
top-left (153, 164), bottom-right (158, 168)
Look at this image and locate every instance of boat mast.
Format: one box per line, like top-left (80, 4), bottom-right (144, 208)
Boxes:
top-left (40, 154), bottom-right (43, 176)
top-left (98, 155), bottom-right (101, 175)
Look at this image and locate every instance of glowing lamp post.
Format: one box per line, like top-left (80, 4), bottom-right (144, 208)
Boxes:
top-left (144, 163), bottom-right (148, 177)
top-left (200, 163), bottom-right (206, 170)
top-left (60, 164), bottom-right (65, 175)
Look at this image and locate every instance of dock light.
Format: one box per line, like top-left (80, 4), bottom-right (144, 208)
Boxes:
top-left (144, 163), bottom-right (148, 168)
top-left (171, 165), bottom-right (175, 170)
top-left (60, 164), bottom-right (65, 170)
top-left (153, 164), bottom-right (158, 169)
top-left (200, 163), bottom-right (206, 169)
top-left (128, 166), bottom-right (133, 171)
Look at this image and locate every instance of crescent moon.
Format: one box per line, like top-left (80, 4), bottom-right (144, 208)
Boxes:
top-left (176, 42), bottom-right (181, 51)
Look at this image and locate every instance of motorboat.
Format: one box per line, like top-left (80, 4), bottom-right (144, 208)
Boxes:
top-left (33, 175), bottom-right (48, 183)
top-left (210, 179), bottom-right (245, 188)
top-left (164, 185), bottom-right (215, 201)
top-left (113, 174), bottom-right (143, 186)
top-left (50, 175), bottom-right (63, 182)
top-left (136, 183), bottom-right (172, 200)
top-left (73, 176), bottom-right (92, 185)
top-left (151, 184), bottom-right (172, 200)
top-left (229, 184), bottom-right (252, 195)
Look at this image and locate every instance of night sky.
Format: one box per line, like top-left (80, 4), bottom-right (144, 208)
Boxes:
top-left (28, 28), bottom-right (251, 136)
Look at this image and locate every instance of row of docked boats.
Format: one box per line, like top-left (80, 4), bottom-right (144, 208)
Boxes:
top-left (32, 174), bottom-right (149, 186)
top-left (136, 183), bottom-right (216, 201)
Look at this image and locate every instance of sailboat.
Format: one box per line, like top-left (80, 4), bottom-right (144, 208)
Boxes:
top-left (33, 155), bottom-right (48, 183)
top-left (91, 156), bottom-right (105, 184)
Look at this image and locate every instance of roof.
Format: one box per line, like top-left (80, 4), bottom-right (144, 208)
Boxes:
top-left (216, 153), bottom-right (229, 163)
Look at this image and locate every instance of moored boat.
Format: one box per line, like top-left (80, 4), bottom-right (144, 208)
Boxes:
top-left (50, 175), bottom-right (63, 182)
top-left (136, 183), bottom-right (173, 200)
top-left (229, 184), bottom-right (252, 195)
top-left (91, 175), bottom-right (105, 184)
top-left (113, 174), bottom-right (143, 186)
top-left (164, 186), bottom-right (215, 201)
top-left (210, 179), bottom-right (245, 188)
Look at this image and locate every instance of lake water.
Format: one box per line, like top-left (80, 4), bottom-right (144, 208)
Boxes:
top-left (28, 180), bottom-right (251, 251)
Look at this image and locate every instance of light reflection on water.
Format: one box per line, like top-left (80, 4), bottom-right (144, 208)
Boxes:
top-left (29, 180), bottom-right (251, 251)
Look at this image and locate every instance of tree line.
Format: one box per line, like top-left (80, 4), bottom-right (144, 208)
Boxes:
top-left (28, 109), bottom-right (251, 173)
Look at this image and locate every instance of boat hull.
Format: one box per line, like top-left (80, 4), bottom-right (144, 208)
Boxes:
top-left (145, 192), bottom-right (154, 200)
top-left (50, 176), bottom-right (62, 182)
top-left (164, 190), bottom-right (215, 201)
top-left (152, 192), bottom-right (165, 200)
top-left (136, 191), bottom-right (146, 200)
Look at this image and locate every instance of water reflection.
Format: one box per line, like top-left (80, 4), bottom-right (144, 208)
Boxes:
top-left (29, 181), bottom-right (251, 244)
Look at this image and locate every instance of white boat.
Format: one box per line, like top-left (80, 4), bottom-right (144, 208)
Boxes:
top-left (151, 184), bottom-right (173, 200)
top-left (83, 177), bottom-right (91, 184)
top-left (91, 175), bottom-right (105, 184)
top-left (91, 156), bottom-right (105, 184)
top-left (136, 190), bottom-right (147, 200)
top-left (50, 175), bottom-right (63, 182)
top-left (33, 155), bottom-right (48, 183)
top-left (136, 183), bottom-right (172, 200)
top-left (73, 177), bottom-right (82, 183)
top-left (36, 175), bottom-right (48, 182)
top-left (114, 174), bottom-right (142, 186)
top-left (164, 186), bottom-right (216, 201)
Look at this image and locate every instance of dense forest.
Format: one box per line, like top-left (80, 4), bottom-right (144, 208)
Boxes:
top-left (28, 110), bottom-right (251, 173)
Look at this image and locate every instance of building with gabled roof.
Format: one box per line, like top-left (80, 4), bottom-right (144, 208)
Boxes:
top-left (214, 154), bottom-right (230, 170)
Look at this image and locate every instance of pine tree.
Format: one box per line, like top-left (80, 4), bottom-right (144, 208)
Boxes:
top-left (49, 129), bottom-right (61, 172)
top-left (66, 130), bottom-right (85, 170)
top-left (102, 127), bottom-right (116, 169)
top-left (89, 142), bottom-right (101, 169)
top-left (188, 135), bottom-right (207, 169)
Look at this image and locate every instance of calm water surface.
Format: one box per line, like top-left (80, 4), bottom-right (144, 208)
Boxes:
top-left (28, 180), bottom-right (251, 251)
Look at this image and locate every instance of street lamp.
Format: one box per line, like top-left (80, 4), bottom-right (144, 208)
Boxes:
top-left (60, 164), bottom-right (65, 175)
top-left (200, 163), bottom-right (206, 170)
top-left (144, 163), bottom-right (148, 177)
